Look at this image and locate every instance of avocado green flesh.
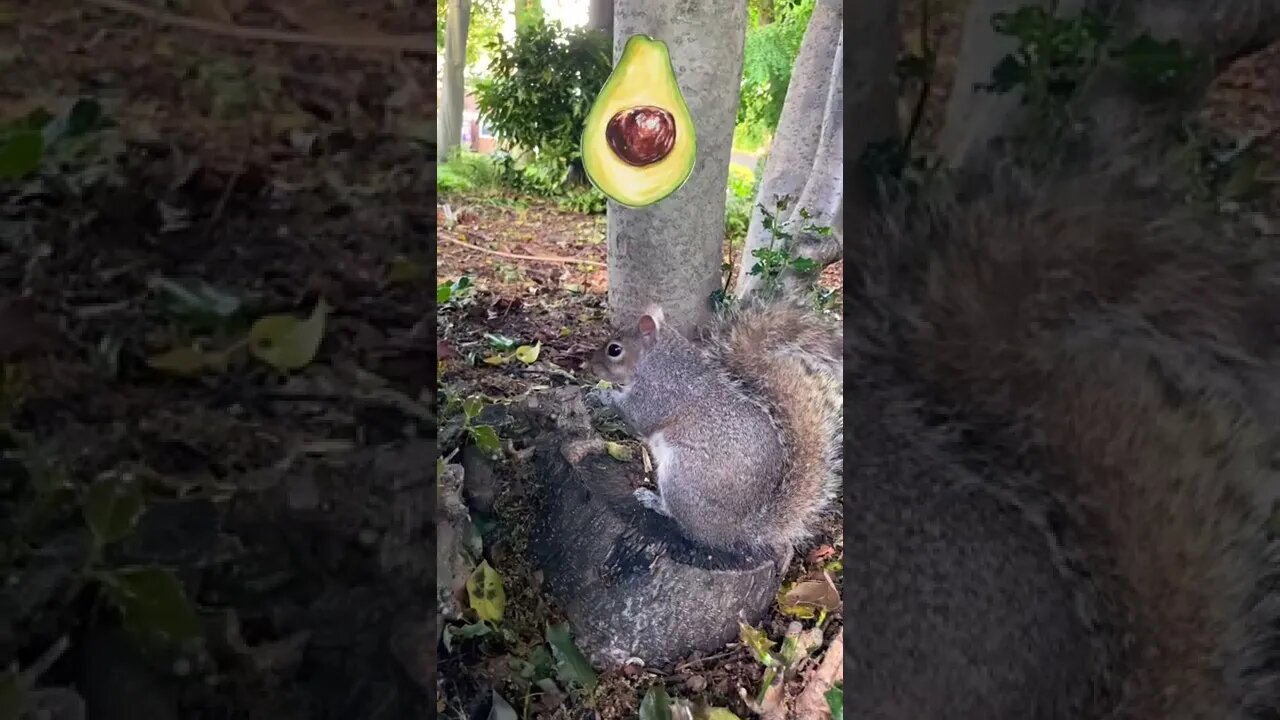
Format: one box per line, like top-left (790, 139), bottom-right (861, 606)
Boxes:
top-left (581, 35), bottom-right (697, 208)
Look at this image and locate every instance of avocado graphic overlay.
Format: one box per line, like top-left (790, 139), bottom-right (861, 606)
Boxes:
top-left (581, 34), bottom-right (696, 208)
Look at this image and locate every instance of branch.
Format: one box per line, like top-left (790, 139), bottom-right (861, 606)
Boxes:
top-left (442, 235), bottom-right (606, 268)
top-left (82, 0), bottom-right (435, 53)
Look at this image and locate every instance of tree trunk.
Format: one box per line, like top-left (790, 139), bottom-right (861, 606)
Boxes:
top-left (939, 0), bottom-right (1280, 173)
top-left (606, 0), bottom-right (748, 335)
top-left (437, 0), bottom-right (471, 161)
top-left (589, 0), bottom-right (613, 41)
top-left (735, 0), bottom-right (896, 300)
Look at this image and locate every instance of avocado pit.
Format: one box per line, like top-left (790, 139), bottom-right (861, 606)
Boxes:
top-left (605, 106), bottom-right (676, 167)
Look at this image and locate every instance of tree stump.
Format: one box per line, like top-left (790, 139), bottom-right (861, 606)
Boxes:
top-left (524, 388), bottom-right (787, 669)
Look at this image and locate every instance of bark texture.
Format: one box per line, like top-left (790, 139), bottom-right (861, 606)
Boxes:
top-left (607, 0), bottom-right (747, 334)
top-left (437, 0), bottom-right (471, 161)
top-left (736, 0), bottom-right (896, 299)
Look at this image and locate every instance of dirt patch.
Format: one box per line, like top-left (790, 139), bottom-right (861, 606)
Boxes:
top-left (1, 2), bottom-right (432, 718)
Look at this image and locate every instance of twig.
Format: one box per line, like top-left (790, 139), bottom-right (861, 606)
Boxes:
top-left (204, 162), bottom-right (242, 238)
top-left (443, 236), bottom-right (606, 268)
top-left (902, 0), bottom-right (933, 160)
top-left (82, 0), bottom-right (435, 53)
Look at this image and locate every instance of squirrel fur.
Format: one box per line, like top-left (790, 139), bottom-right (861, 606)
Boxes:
top-left (845, 165), bottom-right (1280, 719)
top-left (590, 301), bottom-right (841, 554)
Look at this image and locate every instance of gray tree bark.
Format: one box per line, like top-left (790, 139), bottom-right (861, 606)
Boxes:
top-left (589, 0), bottom-right (614, 41)
top-left (735, 0), bottom-right (897, 299)
top-left (606, 0), bottom-right (748, 334)
top-left (940, 0), bottom-right (1280, 172)
top-left (437, 0), bottom-right (471, 161)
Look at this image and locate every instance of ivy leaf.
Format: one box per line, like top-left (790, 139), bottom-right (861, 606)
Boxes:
top-left (462, 395), bottom-right (484, 421)
top-left (101, 566), bottom-right (202, 642)
top-left (465, 560), bottom-right (506, 624)
top-left (0, 130), bottom-right (42, 180)
top-left (83, 477), bottom-right (144, 545)
top-left (249, 299), bottom-right (329, 371)
top-left (1111, 33), bottom-right (1199, 90)
top-left (546, 622), bottom-right (597, 690)
top-left (790, 257), bottom-right (820, 274)
top-left (469, 425), bottom-right (502, 457)
top-left (514, 342), bottom-right (541, 365)
top-left (638, 685), bottom-right (673, 720)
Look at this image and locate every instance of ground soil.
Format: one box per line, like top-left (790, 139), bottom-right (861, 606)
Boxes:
top-left (1, 2), bottom-right (432, 719)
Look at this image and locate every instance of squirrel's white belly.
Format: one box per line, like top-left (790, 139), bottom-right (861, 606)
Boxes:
top-left (646, 431), bottom-right (674, 472)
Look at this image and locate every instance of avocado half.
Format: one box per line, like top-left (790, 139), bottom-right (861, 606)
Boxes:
top-left (581, 35), bottom-right (697, 208)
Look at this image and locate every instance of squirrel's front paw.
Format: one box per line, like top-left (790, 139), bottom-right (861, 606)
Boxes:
top-left (633, 487), bottom-right (670, 516)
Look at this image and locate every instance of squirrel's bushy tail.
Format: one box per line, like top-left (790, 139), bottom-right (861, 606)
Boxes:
top-left (702, 301), bottom-right (843, 547)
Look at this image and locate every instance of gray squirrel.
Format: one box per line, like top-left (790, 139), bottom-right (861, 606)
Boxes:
top-left (589, 301), bottom-right (842, 554)
top-left (843, 165), bottom-right (1280, 719)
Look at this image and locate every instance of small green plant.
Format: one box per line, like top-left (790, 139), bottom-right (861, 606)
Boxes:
top-left (746, 196), bottom-right (830, 297)
top-left (437, 275), bottom-right (475, 309)
top-left (438, 151), bottom-right (506, 194)
top-left (0, 97), bottom-right (108, 182)
top-left (555, 185), bottom-right (606, 214)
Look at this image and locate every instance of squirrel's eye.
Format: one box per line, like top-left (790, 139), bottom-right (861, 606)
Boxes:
top-left (607, 343), bottom-right (623, 358)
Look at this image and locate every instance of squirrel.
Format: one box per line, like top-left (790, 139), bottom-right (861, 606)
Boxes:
top-left (588, 301), bottom-right (842, 555)
top-left (843, 164), bottom-right (1280, 719)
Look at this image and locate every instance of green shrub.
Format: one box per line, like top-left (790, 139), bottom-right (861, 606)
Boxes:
top-left (473, 19), bottom-right (611, 166)
top-left (727, 164), bottom-right (756, 200)
top-left (438, 151), bottom-right (505, 194)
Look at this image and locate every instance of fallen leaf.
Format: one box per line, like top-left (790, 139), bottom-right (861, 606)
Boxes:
top-left (546, 623), bottom-right (597, 690)
top-left (777, 576), bottom-right (841, 619)
top-left (101, 566), bottom-right (201, 642)
top-left (465, 560), bottom-right (505, 624)
top-left (481, 353), bottom-right (510, 366)
top-left (605, 441), bottom-right (633, 462)
top-left (82, 477), bottom-right (144, 545)
top-left (514, 342), bottom-right (541, 365)
top-left (146, 347), bottom-right (213, 377)
top-left (638, 685), bottom-right (673, 720)
top-left (249, 299), bottom-right (329, 371)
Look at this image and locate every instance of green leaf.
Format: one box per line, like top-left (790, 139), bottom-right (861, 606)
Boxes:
top-left (825, 683), bottom-right (843, 720)
top-left (462, 395), bottom-right (484, 421)
top-left (638, 685), bottom-right (673, 720)
top-left (437, 283), bottom-right (453, 304)
top-left (604, 441), bottom-right (633, 462)
top-left (546, 622), bottom-right (597, 690)
top-left (148, 276), bottom-right (242, 327)
top-left (706, 710), bottom-right (742, 720)
top-left (484, 333), bottom-right (518, 351)
top-left (739, 622), bottom-right (778, 666)
top-left (0, 672), bottom-right (24, 720)
top-left (790, 257), bottom-right (820, 274)
top-left (248, 299), bottom-right (329, 371)
top-left (0, 130), bottom-right (42, 180)
top-left (83, 477), bottom-right (144, 545)
top-left (1111, 33), bottom-right (1199, 89)
top-left (465, 560), bottom-right (506, 624)
top-left (513, 342), bottom-right (541, 365)
top-left (101, 566), bottom-right (202, 642)
top-left (469, 425), bottom-right (502, 457)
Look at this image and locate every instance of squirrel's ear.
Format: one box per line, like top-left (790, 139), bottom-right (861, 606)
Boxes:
top-left (638, 314), bottom-right (659, 339)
